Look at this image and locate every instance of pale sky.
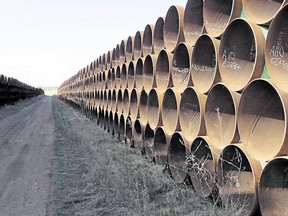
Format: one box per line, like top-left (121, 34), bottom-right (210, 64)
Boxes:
top-left (0, 0), bottom-right (187, 87)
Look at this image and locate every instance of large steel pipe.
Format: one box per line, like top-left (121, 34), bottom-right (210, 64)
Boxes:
top-left (155, 49), bottom-right (173, 93)
top-left (183, 0), bottom-right (204, 46)
top-left (205, 83), bottom-right (240, 149)
top-left (106, 50), bottom-right (112, 70)
top-left (127, 61), bottom-right (136, 91)
top-left (143, 123), bottom-right (155, 161)
top-left (164, 5), bottom-right (185, 53)
top-left (129, 89), bottom-right (139, 121)
top-left (162, 88), bottom-right (181, 135)
top-left (154, 126), bottom-right (170, 165)
top-left (112, 44), bottom-right (120, 67)
top-left (138, 90), bottom-right (148, 126)
top-left (243, 0), bottom-right (288, 26)
top-left (115, 65), bottom-right (121, 89)
top-left (134, 31), bottom-right (144, 59)
top-left (111, 89), bottom-right (117, 112)
top-left (126, 36), bottom-right (134, 62)
top-left (188, 136), bottom-right (219, 198)
top-left (121, 63), bottom-right (128, 89)
top-left (120, 39), bottom-right (127, 64)
top-left (126, 116), bottom-right (133, 144)
top-left (153, 17), bottom-right (165, 55)
top-left (143, 54), bottom-right (157, 92)
top-left (168, 132), bottom-right (189, 183)
top-left (143, 24), bottom-right (155, 57)
top-left (147, 88), bottom-right (163, 130)
top-left (219, 18), bottom-right (265, 92)
top-left (217, 144), bottom-right (262, 215)
top-left (135, 58), bottom-right (144, 93)
top-left (116, 89), bottom-right (123, 113)
top-left (171, 42), bottom-right (193, 93)
top-left (133, 119), bottom-right (144, 150)
top-left (191, 34), bottom-right (220, 94)
top-left (258, 157), bottom-right (288, 216)
top-left (122, 89), bottom-right (130, 117)
top-left (119, 114), bottom-right (126, 141)
top-left (203, 0), bottom-right (242, 38)
top-left (179, 87), bottom-right (206, 142)
top-left (266, 4), bottom-right (288, 92)
top-left (108, 110), bottom-right (114, 135)
top-left (107, 68), bottom-right (115, 89)
top-left (238, 79), bottom-right (288, 161)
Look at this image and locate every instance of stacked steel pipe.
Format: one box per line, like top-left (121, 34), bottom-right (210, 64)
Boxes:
top-left (58, 1), bottom-right (288, 215)
top-left (0, 74), bottom-right (43, 106)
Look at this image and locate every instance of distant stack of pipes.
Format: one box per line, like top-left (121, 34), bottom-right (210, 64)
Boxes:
top-left (58, 0), bottom-right (288, 215)
top-left (0, 74), bottom-right (44, 106)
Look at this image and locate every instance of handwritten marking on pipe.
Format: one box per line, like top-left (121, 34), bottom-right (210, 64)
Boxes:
top-left (191, 64), bottom-right (214, 73)
top-left (222, 50), bottom-right (241, 70)
top-left (205, 21), bottom-right (227, 32)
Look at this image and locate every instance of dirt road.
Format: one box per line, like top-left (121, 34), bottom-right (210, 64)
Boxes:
top-left (0, 96), bottom-right (55, 216)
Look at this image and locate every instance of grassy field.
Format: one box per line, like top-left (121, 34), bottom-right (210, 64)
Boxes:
top-left (50, 96), bottom-right (245, 216)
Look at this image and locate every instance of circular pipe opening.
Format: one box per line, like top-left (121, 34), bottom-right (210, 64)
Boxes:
top-left (143, 54), bottom-right (156, 91)
top-left (139, 90), bottom-right (148, 124)
top-left (120, 40), bottom-right (127, 64)
top-left (205, 83), bottom-right (240, 149)
top-left (107, 50), bottom-right (112, 69)
top-left (127, 61), bottom-right (135, 91)
top-left (102, 53), bottom-right (107, 71)
top-left (179, 87), bottom-right (206, 142)
top-left (162, 88), bottom-right (180, 135)
top-left (126, 116), bottom-right (133, 140)
top-left (119, 114), bottom-right (126, 139)
top-left (109, 110), bottom-right (114, 135)
top-left (188, 137), bottom-right (217, 198)
top-left (112, 44), bottom-right (120, 67)
top-left (107, 89), bottom-right (112, 110)
top-left (148, 89), bottom-right (162, 130)
top-left (183, 0), bottom-right (204, 46)
top-left (154, 127), bottom-right (169, 165)
top-left (219, 18), bottom-right (265, 92)
top-left (155, 49), bottom-right (172, 93)
top-left (135, 58), bottom-right (144, 93)
top-left (154, 17), bottom-right (165, 55)
top-left (191, 34), bottom-right (220, 94)
top-left (104, 109), bottom-right (109, 131)
top-left (238, 79), bottom-right (287, 161)
top-left (171, 43), bottom-right (192, 93)
top-left (133, 119), bottom-right (143, 149)
top-left (130, 89), bottom-right (138, 121)
top-left (217, 145), bottom-right (260, 215)
top-left (117, 89), bottom-right (123, 113)
top-left (143, 24), bottom-right (154, 57)
top-left (121, 64), bottom-right (127, 89)
top-left (144, 123), bottom-right (155, 160)
top-left (266, 4), bottom-right (288, 92)
top-left (122, 89), bottom-right (130, 116)
top-left (243, 0), bottom-right (286, 25)
top-left (134, 31), bottom-right (143, 59)
top-left (203, 0), bottom-right (242, 38)
top-left (169, 132), bottom-right (188, 183)
top-left (259, 157), bottom-right (288, 215)
top-left (115, 65), bottom-right (121, 89)
top-left (114, 112), bottom-right (119, 136)
top-left (111, 89), bottom-right (117, 111)
top-left (126, 36), bottom-right (134, 62)
top-left (164, 5), bottom-right (185, 53)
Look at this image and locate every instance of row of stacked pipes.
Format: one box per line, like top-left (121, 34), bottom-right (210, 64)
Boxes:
top-left (58, 0), bottom-right (288, 215)
top-left (0, 74), bottom-right (44, 106)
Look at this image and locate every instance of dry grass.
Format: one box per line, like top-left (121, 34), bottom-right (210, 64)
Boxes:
top-left (50, 96), bottom-right (244, 216)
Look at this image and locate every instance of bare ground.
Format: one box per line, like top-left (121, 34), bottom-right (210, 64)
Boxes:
top-left (0, 96), bottom-right (55, 216)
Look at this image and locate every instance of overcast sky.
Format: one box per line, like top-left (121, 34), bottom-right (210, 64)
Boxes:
top-left (0, 0), bottom-right (187, 87)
